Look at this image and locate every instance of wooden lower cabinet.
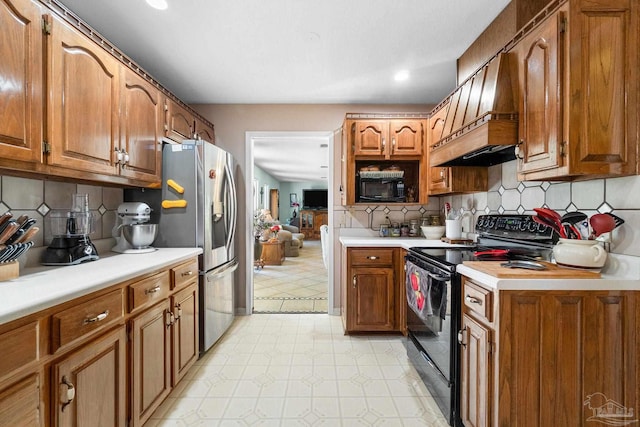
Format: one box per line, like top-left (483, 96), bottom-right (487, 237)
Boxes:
top-left (460, 277), bottom-right (639, 427)
top-left (131, 299), bottom-right (172, 427)
top-left (300, 210), bottom-right (327, 240)
top-left (0, 372), bottom-right (42, 427)
top-left (51, 326), bottom-right (127, 427)
top-left (0, 257), bottom-right (200, 427)
top-left (171, 283), bottom-right (199, 386)
top-left (343, 247), bottom-right (402, 333)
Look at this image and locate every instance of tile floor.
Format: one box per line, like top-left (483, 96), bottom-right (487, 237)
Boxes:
top-left (253, 240), bottom-right (328, 314)
top-left (146, 314), bottom-right (449, 426)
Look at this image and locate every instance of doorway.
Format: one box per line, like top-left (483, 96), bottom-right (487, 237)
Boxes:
top-left (245, 131), bottom-right (334, 315)
top-left (269, 189), bottom-right (279, 220)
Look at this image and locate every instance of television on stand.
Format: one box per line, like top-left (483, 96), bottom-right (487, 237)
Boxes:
top-left (302, 189), bottom-right (328, 210)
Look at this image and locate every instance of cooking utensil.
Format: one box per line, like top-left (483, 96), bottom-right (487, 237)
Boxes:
top-left (561, 211), bottom-right (587, 224)
top-left (444, 202), bottom-right (451, 219)
top-left (534, 208), bottom-right (566, 238)
top-left (532, 213), bottom-right (565, 238)
top-left (589, 213), bottom-right (616, 238)
top-left (561, 222), bottom-right (582, 239)
top-left (605, 212), bottom-right (625, 228)
top-left (474, 249), bottom-right (509, 257)
top-left (500, 260), bottom-right (547, 270)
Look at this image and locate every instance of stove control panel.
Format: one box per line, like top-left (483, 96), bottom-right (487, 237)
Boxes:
top-left (476, 215), bottom-right (554, 240)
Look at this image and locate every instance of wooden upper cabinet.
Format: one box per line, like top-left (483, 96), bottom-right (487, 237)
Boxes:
top-left (46, 13), bottom-right (119, 176)
top-left (165, 99), bottom-right (194, 142)
top-left (352, 120), bottom-right (423, 158)
top-left (0, 0), bottom-right (43, 165)
top-left (515, 0), bottom-right (638, 180)
top-left (119, 68), bottom-right (162, 184)
top-left (516, 10), bottom-right (563, 175)
top-left (193, 117), bottom-right (215, 143)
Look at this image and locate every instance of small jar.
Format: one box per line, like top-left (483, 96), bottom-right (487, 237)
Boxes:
top-left (379, 224), bottom-right (389, 237)
top-left (391, 222), bottom-right (401, 237)
top-left (409, 219), bottom-right (419, 236)
top-left (400, 223), bottom-right (410, 237)
top-left (430, 215), bottom-right (442, 226)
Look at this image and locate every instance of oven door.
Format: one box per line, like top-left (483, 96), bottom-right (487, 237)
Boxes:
top-left (405, 256), bottom-right (459, 425)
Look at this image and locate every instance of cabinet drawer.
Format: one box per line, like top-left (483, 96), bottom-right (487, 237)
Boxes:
top-left (171, 259), bottom-right (198, 290)
top-left (129, 271), bottom-right (170, 313)
top-left (52, 289), bottom-right (124, 352)
top-left (350, 248), bottom-right (394, 266)
top-left (463, 281), bottom-right (492, 322)
top-left (0, 321), bottom-right (40, 379)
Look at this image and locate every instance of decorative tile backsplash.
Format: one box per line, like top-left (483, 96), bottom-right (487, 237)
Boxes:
top-left (0, 176), bottom-right (123, 248)
top-left (335, 160), bottom-right (640, 257)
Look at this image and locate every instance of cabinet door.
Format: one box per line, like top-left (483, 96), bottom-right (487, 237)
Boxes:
top-left (313, 212), bottom-right (328, 239)
top-left (353, 120), bottom-right (388, 156)
top-left (172, 283), bottom-right (198, 386)
top-left (460, 313), bottom-right (491, 427)
top-left (46, 14), bottom-right (120, 176)
top-left (566, 0), bottom-right (637, 176)
top-left (389, 120), bottom-right (423, 156)
top-left (194, 117), bottom-right (215, 143)
top-left (131, 300), bottom-right (171, 427)
top-left (347, 267), bottom-right (395, 331)
top-left (517, 12), bottom-right (564, 174)
top-left (165, 99), bottom-right (194, 142)
top-left (0, 0), bottom-right (42, 164)
top-left (52, 326), bottom-right (127, 427)
top-left (119, 68), bottom-right (162, 184)
top-left (0, 372), bottom-right (42, 426)
top-left (429, 166), bottom-right (451, 194)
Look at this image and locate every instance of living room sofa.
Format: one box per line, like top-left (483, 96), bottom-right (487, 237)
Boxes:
top-left (281, 224), bottom-right (304, 248)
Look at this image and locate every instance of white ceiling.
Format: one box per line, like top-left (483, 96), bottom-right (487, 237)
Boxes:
top-left (57, 0), bottom-right (510, 181)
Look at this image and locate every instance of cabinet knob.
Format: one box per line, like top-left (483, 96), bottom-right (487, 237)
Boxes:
top-left (352, 275), bottom-right (357, 288)
top-left (60, 376), bottom-right (75, 412)
top-left (381, 138), bottom-right (385, 153)
top-left (114, 148), bottom-right (123, 164)
top-left (366, 256), bottom-right (379, 260)
top-left (457, 328), bottom-right (467, 348)
top-left (515, 139), bottom-right (525, 159)
top-left (174, 303), bottom-right (182, 320)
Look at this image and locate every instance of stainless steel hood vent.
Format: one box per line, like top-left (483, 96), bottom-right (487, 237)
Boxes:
top-left (429, 52), bottom-right (518, 167)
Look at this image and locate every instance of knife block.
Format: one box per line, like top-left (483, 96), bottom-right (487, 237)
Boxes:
top-left (0, 261), bottom-right (19, 281)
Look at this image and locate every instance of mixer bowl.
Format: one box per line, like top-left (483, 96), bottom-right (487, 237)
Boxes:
top-left (122, 224), bottom-right (158, 248)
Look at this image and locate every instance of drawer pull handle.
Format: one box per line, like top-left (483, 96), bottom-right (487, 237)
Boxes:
top-left (145, 285), bottom-right (161, 295)
top-left (83, 310), bottom-right (109, 324)
top-left (366, 256), bottom-right (379, 260)
top-left (181, 270), bottom-right (194, 277)
top-left (465, 295), bottom-right (483, 306)
top-left (60, 376), bottom-right (75, 412)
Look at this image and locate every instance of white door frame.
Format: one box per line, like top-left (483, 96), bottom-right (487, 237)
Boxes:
top-left (244, 131), bottom-right (335, 315)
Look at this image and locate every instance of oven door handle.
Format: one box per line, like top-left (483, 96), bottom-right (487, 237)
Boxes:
top-left (425, 271), bottom-right (451, 282)
top-left (419, 350), bottom-right (450, 386)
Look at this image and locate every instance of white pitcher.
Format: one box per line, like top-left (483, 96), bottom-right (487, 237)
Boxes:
top-left (553, 238), bottom-right (607, 269)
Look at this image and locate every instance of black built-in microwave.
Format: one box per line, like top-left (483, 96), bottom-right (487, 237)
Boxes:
top-left (357, 176), bottom-right (405, 203)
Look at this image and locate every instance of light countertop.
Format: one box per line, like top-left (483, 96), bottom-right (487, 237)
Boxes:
top-left (0, 247), bottom-right (202, 325)
top-left (339, 235), bottom-right (640, 291)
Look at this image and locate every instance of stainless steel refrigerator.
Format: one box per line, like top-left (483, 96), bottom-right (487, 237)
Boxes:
top-left (126, 140), bottom-right (237, 355)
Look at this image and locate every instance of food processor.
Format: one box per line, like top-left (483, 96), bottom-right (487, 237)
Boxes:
top-left (41, 194), bottom-right (99, 265)
top-left (112, 202), bottom-right (158, 254)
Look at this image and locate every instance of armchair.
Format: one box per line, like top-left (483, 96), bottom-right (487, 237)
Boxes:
top-left (281, 224), bottom-right (304, 248)
top-left (276, 230), bottom-right (301, 257)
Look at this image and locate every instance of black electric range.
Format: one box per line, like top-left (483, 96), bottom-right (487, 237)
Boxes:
top-left (404, 215), bottom-right (556, 426)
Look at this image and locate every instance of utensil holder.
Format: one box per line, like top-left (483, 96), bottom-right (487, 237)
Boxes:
top-left (445, 219), bottom-right (462, 239)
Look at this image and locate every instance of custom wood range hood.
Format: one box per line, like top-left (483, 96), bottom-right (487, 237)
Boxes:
top-left (429, 52), bottom-right (518, 167)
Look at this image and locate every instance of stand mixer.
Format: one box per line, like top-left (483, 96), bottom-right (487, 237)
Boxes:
top-left (112, 202), bottom-right (158, 254)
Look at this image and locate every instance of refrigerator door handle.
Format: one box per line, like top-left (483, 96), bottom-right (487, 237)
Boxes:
top-left (206, 259), bottom-right (239, 281)
top-left (224, 161), bottom-right (237, 251)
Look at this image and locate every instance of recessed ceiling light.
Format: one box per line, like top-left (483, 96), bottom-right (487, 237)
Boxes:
top-left (394, 70), bottom-right (410, 82)
top-left (320, 166), bottom-right (328, 168)
top-left (320, 144), bottom-right (328, 148)
top-left (146, 0), bottom-right (168, 10)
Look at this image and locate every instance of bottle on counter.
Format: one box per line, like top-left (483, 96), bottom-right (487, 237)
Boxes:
top-left (409, 219), bottom-right (419, 236)
top-left (379, 224), bottom-right (389, 237)
top-left (391, 222), bottom-right (401, 237)
top-left (400, 223), bottom-right (410, 237)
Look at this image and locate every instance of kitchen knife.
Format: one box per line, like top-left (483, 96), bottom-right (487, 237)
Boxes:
top-left (0, 212), bottom-right (12, 229)
top-left (15, 214), bottom-right (29, 226)
top-left (18, 218), bottom-right (36, 232)
top-left (5, 228), bottom-right (24, 245)
top-left (0, 222), bottom-right (19, 244)
top-left (15, 226), bottom-right (39, 244)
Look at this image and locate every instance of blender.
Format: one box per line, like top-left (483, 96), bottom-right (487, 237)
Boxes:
top-left (111, 202), bottom-right (158, 254)
top-left (41, 194), bottom-right (99, 265)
